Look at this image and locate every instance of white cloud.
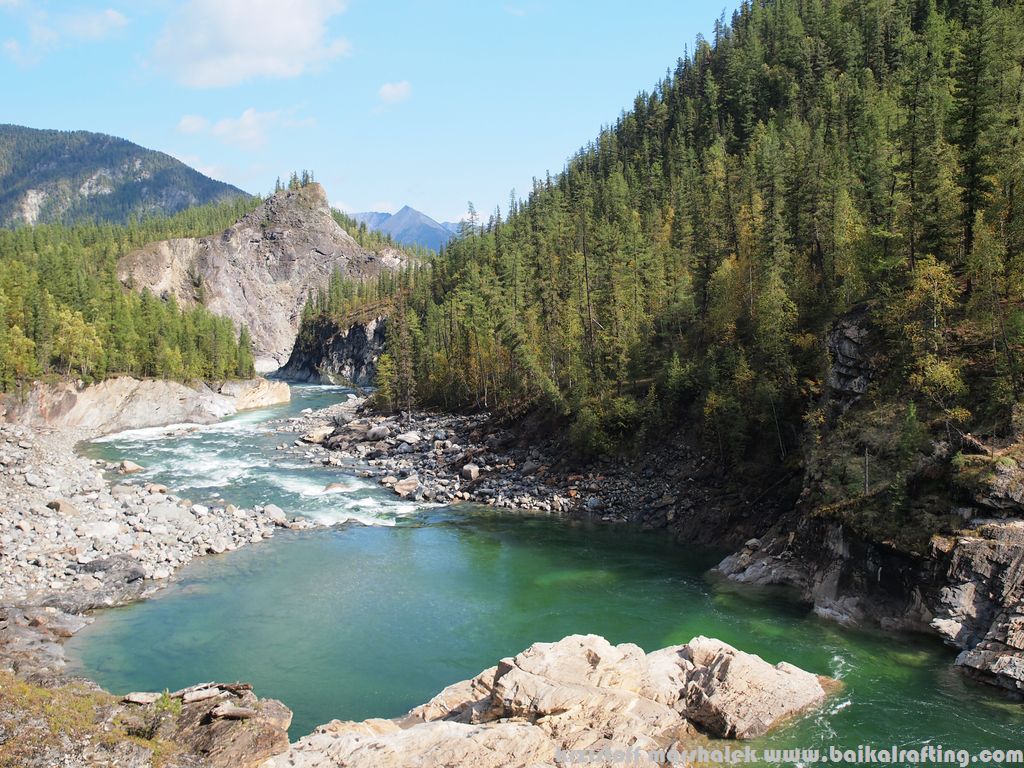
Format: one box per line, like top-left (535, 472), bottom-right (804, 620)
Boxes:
top-left (2, 38), bottom-right (22, 62)
top-left (1, 6), bottom-right (126, 65)
top-left (377, 80), bottom-right (411, 105)
top-left (177, 115), bottom-right (209, 134)
top-left (154, 0), bottom-right (351, 88)
top-left (172, 153), bottom-right (227, 181)
top-left (63, 8), bottom-right (127, 40)
top-left (177, 107), bottom-right (291, 151)
top-left (211, 108), bottom-right (279, 150)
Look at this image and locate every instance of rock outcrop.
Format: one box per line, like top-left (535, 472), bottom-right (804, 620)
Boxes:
top-left (276, 315), bottom-right (386, 385)
top-left (717, 516), bottom-right (1024, 695)
top-left (826, 314), bottom-right (872, 400)
top-left (0, 376), bottom-right (290, 434)
top-left (263, 635), bottom-right (831, 768)
top-left (121, 682), bottom-right (292, 768)
top-left (930, 520), bottom-right (1024, 694)
top-left (118, 184), bottom-right (404, 371)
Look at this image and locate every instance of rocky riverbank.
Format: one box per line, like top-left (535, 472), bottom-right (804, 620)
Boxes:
top-left (264, 633), bottom-right (834, 768)
top-left (280, 397), bottom-right (778, 552)
top-left (0, 376), bottom-right (309, 766)
top-left (0, 377), bottom-right (303, 610)
top-left (0, 422), bottom-right (313, 611)
top-left (1, 375), bottom-right (291, 433)
top-left (284, 397), bottom-right (1024, 702)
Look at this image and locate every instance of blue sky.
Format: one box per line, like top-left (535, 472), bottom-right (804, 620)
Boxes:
top-left (1, 1), bottom-right (732, 223)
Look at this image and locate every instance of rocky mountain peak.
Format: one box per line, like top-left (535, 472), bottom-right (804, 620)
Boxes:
top-left (119, 184), bottom-right (404, 372)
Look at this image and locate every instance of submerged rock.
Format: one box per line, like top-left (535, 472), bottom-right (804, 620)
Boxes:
top-left (263, 634), bottom-right (832, 768)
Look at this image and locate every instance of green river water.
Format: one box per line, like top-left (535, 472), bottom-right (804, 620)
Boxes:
top-left (66, 386), bottom-right (1024, 760)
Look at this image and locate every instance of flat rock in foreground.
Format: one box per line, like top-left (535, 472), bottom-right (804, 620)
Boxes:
top-left (263, 634), bottom-right (831, 768)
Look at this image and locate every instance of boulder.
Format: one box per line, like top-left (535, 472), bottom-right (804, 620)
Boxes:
top-left (148, 502), bottom-right (193, 525)
top-left (301, 426), bottom-right (335, 445)
top-left (75, 521), bottom-right (122, 540)
top-left (392, 476), bottom-right (419, 499)
top-left (396, 431), bottom-right (422, 445)
top-left (267, 634), bottom-right (833, 768)
top-left (264, 504), bottom-right (288, 526)
top-left (119, 460), bottom-right (144, 474)
top-left (461, 463), bottom-right (480, 482)
top-left (648, 636), bottom-right (829, 739)
top-left (46, 498), bottom-right (79, 516)
top-left (123, 691), bottom-right (162, 705)
top-left (120, 684), bottom-right (293, 768)
top-left (366, 425), bottom-right (391, 441)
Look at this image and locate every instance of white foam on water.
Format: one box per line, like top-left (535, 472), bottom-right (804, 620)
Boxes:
top-left (93, 422), bottom-right (211, 443)
top-left (154, 451), bottom-right (267, 488)
top-left (268, 474), bottom-right (371, 498)
top-left (304, 508), bottom-right (398, 527)
top-left (829, 653), bottom-right (851, 680)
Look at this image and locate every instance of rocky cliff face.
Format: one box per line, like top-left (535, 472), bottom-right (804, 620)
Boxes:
top-left (0, 376), bottom-right (290, 434)
top-left (710, 309), bottom-right (1024, 696)
top-left (276, 315), bottom-right (386, 386)
top-left (118, 184), bottom-right (402, 371)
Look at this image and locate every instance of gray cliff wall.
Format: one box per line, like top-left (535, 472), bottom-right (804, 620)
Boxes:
top-left (275, 316), bottom-right (387, 387)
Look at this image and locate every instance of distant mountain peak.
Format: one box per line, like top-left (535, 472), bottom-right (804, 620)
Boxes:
top-left (351, 204), bottom-right (454, 251)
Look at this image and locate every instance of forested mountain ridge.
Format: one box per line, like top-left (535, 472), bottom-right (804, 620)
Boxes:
top-left (304, 0), bottom-right (1024, 553)
top-left (0, 124), bottom-right (247, 227)
top-left (0, 196), bottom-right (263, 390)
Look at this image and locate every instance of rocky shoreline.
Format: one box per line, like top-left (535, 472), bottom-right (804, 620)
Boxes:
top-left (0, 422), bottom-right (315, 611)
top-left (0, 379), bottom-right (1019, 764)
top-left (0, 378), bottom-right (305, 611)
top-left (0, 377), bottom-right (310, 766)
top-left (281, 397), bottom-right (773, 544)
top-left (284, 397), bottom-right (1024, 700)
top-left (266, 633), bottom-right (835, 768)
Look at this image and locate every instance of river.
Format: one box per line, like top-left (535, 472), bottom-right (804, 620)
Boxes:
top-left (66, 386), bottom-right (1024, 756)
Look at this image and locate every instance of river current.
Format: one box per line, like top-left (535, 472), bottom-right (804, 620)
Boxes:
top-left (66, 386), bottom-right (1024, 757)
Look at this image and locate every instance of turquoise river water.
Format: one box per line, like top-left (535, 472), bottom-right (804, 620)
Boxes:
top-left (66, 386), bottom-right (1024, 759)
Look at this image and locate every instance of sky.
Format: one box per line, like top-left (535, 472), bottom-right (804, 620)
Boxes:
top-left (0, 1), bottom-right (733, 224)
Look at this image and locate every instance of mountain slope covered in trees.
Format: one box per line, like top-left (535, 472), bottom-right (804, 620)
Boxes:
top-left (0, 124), bottom-right (247, 227)
top-left (306, 0), bottom-right (1024, 551)
top-left (0, 197), bottom-right (262, 390)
